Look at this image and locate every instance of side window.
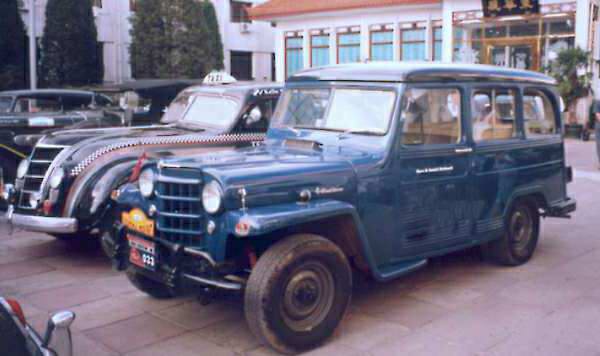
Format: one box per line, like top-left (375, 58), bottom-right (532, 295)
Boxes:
top-left (401, 88), bottom-right (462, 145)
top-left (471, 89), bottom-right (517, 142)
top-left (523, 90), bottom-right (558, 137)
top-left (241, 99), bottom-right (276, 132)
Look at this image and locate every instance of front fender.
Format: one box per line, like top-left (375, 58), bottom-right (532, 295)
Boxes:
top-left (221, 199), bottom-right (380, 278)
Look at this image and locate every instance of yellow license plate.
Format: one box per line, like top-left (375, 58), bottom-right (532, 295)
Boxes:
top-left (122, 208), bottom-right (155, 236)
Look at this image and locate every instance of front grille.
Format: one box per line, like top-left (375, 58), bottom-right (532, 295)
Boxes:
top-left (156, 172), bottom-right (205, 246)
top-left (18, 146), bottom-right (65, 209)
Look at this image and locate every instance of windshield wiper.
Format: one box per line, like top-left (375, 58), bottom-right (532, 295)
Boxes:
top-left (293, 126), bottom-right (345, 133)
top-left (340, 130), bottom-right (384, 136)
top-left (174, 122), bottom-right (206, 132)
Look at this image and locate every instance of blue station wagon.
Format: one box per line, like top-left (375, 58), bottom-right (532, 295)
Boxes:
top-left (109, 63), bottom-right (576, 354)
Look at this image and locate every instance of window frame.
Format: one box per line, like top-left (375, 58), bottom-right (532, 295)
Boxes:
top-left (370, 28), bottom-right (394, 61)
top-left (398, 84), bottom-right (467, 148)
top-left (285, 34), bottom-right (304, 78)
top-left (336, 30), bottom-right (361, 64)
top-left (230, 0), bottom-right (252, 23)
top-left (522, 86), bottom-right (562, 138)
top-left (432, 26), bottom-right (443, 61)
top-left (469, 85), bottom-right (523, 143)
top-left (310, 32), bottom-right (330, 68)
top-left (400, 26), bottom-right (427, 61)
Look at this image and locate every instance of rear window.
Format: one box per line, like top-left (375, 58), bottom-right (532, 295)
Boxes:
top-left (523, 90), bottom-right (558, 137)
top-left (472, 89), bottom-right (518, 141)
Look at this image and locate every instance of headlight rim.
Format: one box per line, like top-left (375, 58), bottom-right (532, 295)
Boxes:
top-left (202, 180), bottom-right (224, 215)
top-left (49, 168), bottom-right (65, 189)
top-left (16, 159), bottom-right (30, 180)
top-left (138, 168), bottom-right (155, 198)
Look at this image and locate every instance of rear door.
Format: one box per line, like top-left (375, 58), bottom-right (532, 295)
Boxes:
top-left (392, 85), bottom-right (474, 260)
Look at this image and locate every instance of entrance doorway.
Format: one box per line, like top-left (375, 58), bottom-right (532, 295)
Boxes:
top-left (483, 39), bottom-right (539, 71)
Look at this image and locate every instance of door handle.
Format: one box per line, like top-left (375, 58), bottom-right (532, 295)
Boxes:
top-left (455, 147), bottom-right (473, 154)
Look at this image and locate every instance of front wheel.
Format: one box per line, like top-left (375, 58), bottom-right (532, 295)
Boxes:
top-left (483, 199), bottom-right (540, 266)
top-left (244, 234), bottom-right (352, 354)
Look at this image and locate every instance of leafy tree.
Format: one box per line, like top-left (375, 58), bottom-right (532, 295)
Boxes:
top-left (130, 0), bottom-right (224, 79)
top-left (546, 47), bottom-right (593, 121)
top-left (40, 0), bottom-right (103, 87)
top-left (201, 1), bottom-right (224, 71)
top-left (0, 0), bottom-right (27, 90)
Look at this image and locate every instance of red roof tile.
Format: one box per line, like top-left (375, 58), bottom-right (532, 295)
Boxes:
top-left (249, 0), bottom-right (441, 20)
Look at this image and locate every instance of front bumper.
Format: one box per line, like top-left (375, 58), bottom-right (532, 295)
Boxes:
top-left (6, 206), bottom-right (78, 233)
top-left (104, 223), bottom-right (242, 292)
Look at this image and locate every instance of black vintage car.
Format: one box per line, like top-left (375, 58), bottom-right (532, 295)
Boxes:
top-left (0, 89), bottom-right (118, 185)
top-left (4, 82), bottom-right (282, 244)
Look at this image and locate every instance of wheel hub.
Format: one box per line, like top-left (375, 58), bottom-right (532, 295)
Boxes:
top-left (281, 261), bottom-right (335, 332)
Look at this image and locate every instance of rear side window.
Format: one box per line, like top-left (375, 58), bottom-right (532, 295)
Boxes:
top-left (400, 88), bottom-right (462, 145)
top-left (472, 89), bottom-right (517, 141)
top-left (523, 90), bottom-right (558, 137)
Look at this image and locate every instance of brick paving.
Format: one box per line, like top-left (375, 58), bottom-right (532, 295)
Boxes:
top-left (1, 139), bottom-right (600, 355)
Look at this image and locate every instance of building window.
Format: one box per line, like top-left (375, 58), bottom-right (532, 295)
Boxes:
top-left (311, 33), bottom-right (330, 67)
top-left (370, 29), bottom-right (394, 61)
top-left (400, 26), bottom-right (426, 61)
top-left (231, 51), bottom-right (253, 80)
top-left (93, 0), bottom-right (102, 8)
top-left (432, 27), bottom-right (443, 61)
top-left (285, 35), bottom-right (304, 78)
top-left (337, 31), bottom-right (361, 64)
top-left (231, 1), bottom-right (251, 23)
top-left (129, 0), bottom-right (137, 12)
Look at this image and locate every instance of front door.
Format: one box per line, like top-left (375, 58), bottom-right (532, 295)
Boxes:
top-left (392, 86), bottom-right (473, 260)
top-left (484, 39), bottom-right (539, 71)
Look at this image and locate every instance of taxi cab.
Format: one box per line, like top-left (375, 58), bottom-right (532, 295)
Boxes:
top-left (111, 63), bottom-right (575, 354)
top-left (4, 76), bottom-right (281, 243)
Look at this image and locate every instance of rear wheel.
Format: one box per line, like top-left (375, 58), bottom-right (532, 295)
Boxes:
top-left (244, 234), bottom-right (352, 354)
top-left (125, 268), bottom-right (175, 299)
top-left (483, 199), bottom-right (540, 266)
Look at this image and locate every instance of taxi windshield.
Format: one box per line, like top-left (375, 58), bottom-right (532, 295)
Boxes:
top-left (272, 87), bottom-right (396, 135)
top-left (176, 94), bottom-right (241, 130)
top-left (0, 96), bottom-right (13, 113)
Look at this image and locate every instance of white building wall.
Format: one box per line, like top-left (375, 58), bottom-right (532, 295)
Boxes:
top-left (210, 0), bottom-right (276, 81)
top-left (21, 0), bottom-right (276, 84)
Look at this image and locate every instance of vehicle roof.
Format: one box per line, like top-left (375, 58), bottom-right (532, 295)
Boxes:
top-left (0, 89), bottom-right (96, 97)
top-left (288, 62), bottom-right (556, 85)
top-left (182, 81), bottom-right (284, 96)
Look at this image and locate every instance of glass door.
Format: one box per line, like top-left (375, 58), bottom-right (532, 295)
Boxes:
top-left (484, 39), bottom-right (539, 71)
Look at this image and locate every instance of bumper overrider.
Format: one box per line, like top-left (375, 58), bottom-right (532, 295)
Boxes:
top-left (104, 222), bottom-right (243, 293)
top-left (5, 205), bottom-right (78, 233)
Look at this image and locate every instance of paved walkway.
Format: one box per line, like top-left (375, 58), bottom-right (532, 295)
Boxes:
top-left (1, 140), bottom-right (600, 356)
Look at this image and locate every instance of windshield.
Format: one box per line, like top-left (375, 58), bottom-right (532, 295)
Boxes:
top-left (161, 93), bottom-right (191, 123)
top-left (272, 87), bottom-right (396, 134)
top-left (0, 96), bottom-right (13, 113)
top-left (178, 94), bottom-right (241, 129)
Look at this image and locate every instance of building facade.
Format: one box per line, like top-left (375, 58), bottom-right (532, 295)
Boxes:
top-left (250, 0), bottom-right (600, 102)
top-left (19, 0), bottom-right (275, 84)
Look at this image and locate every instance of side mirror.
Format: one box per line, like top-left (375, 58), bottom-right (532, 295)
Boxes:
top-left (43, 311), bottom-right (75, 356)
top-left (246, 107), bottom-right (262, 125)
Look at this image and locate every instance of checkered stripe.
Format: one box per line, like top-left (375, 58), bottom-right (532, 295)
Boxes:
top-left (69, 133), bottom-right (266, 177)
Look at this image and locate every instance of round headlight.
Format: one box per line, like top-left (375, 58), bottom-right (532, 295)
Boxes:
top-left (49, 168), bottom-right (65, 189)
top-left (16, 159), bottom-right (30, 179)
top-left (202, 180), bottom-right (223, 214)
top-left (139, 169), bottom-right (155, 198)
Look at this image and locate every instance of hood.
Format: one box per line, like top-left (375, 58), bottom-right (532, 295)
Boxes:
top-left (158, 139), bottom-right (382, 209)
top-left (40, 125), bottom-right (196, 146)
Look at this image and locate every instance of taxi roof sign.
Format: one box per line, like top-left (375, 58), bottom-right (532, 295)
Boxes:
top-left (203, 71), bottom-right (237, 85)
